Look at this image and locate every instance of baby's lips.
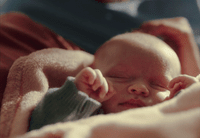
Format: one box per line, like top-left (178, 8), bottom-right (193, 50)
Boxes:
top-left (120, 99), bottom-right (146, 107)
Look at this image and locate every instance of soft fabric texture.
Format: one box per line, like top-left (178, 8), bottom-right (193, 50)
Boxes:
top-left (29, 77), bottom-right (101, 131)
top-left (0, 12), bottom-right (81, 109)
top-left (20, 84), bottom-right (200, 138)
top-left (0, 48), bottom-right (94, 138)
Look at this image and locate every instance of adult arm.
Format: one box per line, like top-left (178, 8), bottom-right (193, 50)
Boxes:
top-left (0, 12), bottom-right (82, 109)
top-left (139, 17), bottom-right (200, 76)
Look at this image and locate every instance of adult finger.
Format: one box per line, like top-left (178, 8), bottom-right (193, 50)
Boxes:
top-left (140, 17), bottom-right (192, 35)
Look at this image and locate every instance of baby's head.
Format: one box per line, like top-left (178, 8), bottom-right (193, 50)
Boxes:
top-left (92, 32), bottom-right (181, 114)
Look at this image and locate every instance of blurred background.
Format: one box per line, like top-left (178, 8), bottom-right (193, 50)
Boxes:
top-left (1, 0), bottom-right (200, 53)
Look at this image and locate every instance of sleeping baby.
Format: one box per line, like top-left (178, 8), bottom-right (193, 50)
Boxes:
top-left (29, 32), bottom-right (200, 130)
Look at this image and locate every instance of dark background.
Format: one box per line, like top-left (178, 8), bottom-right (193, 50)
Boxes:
top-left (2, 0), bottom-right (200, 53)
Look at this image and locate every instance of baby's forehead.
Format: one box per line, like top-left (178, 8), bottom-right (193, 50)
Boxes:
top-left (95, 32), bottom-right (181, 77)
top-left (110, 32), bottom-right (166, 49)
top-left (99, 32), bottom-right (171, 56)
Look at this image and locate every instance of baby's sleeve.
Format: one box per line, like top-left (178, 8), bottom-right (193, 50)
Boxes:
top-left (29, 77), bottom-right (101, 131)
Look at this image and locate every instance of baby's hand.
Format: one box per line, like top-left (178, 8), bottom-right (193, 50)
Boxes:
top-left (74, 67), bottom-right (114, 102)
top-left (168, 74), bottom-right (199, 98)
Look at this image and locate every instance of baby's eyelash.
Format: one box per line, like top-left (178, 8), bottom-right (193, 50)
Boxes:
top-left (151, 83), bottom-right (166, 89)
top-left (108, 76), bottom-right (131, 83)
top-left (108, 75), bottom-right (126, 78)
top-left (157, 84), bottom-right (166, 88)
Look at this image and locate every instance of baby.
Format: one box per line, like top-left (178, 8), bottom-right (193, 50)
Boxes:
top-left (29, 32), bottom-right (199, 130)
top-left (75, 32), bottom-right (199, 113)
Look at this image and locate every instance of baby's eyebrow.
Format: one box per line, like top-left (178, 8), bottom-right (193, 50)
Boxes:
top-left (107, 65), bottom-right (139, 76)
top-left (107, 72), bottom-right (126, 77)
top-left (106, 67), bottom-right (126, 75)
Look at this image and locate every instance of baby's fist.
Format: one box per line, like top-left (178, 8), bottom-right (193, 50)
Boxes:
top-left (74, 67), bottom-right (109, 102)
top-left (168, 74), bottom-right (199, 98)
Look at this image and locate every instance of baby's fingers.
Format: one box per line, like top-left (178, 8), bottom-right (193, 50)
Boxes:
top-left (168, 76), bottom-right (184, 89)
top-left (85, 67), bottom-right (97, 85)
top-left (89, 70), bottom-right (108, 101)
top-left (168, 75), bottom-right (198, 89)
top-left (93, 70), bottom-right (109, 97)
top-left (169, 82), bottom-right (183, 99)
top-left (92, 69), bottom-right (104, 91)
top-left (98, 77), bottom-right (108, 99)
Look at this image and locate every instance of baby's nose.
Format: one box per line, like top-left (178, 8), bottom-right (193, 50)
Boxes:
top-left (128, 83), bottom-right (149, 97)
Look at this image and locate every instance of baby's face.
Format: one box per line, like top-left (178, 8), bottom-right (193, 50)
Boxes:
top-left (94, 32), bottom-right (181, 114)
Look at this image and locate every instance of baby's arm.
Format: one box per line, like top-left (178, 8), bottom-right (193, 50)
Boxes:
top-left (29, 77), bottom-right (102, 131)
top-left (168, 74), bottom-right (199, 98)
top-left (74, 67), bottom-right (114, 102)
top-left (29, 67), bottom-right (115, 131)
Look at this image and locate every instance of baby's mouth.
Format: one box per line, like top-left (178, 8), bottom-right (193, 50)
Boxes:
top-left (119, 99), bottom-right (146, 108)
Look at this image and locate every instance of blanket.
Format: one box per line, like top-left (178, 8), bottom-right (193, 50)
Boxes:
top-left (0, 12), bottom-right (82, 108)
top-left (0, 48), bottom-right (94, 138)
top-left (0, 48), bottom-right (200, 138)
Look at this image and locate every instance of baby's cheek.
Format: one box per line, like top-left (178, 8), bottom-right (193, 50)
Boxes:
top-left (156, 91), bottom-right (170, 102)
top-left (106, 79), bottom-right (124, 93)
top-left (143, 91), bottom-right (170, 106)
top-left (143, 99), bottom-right (153, 105)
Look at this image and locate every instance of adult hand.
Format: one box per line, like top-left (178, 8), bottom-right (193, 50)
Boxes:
top-left (139, 17), bottom-right (200, 76)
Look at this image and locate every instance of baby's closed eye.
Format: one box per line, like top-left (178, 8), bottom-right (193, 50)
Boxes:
top-left (107, 75), bottom-right (131, 83)
top-left (149, 76), bottom-right (170, 90)
top-left (150, 82), bottom-right (168, 90)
